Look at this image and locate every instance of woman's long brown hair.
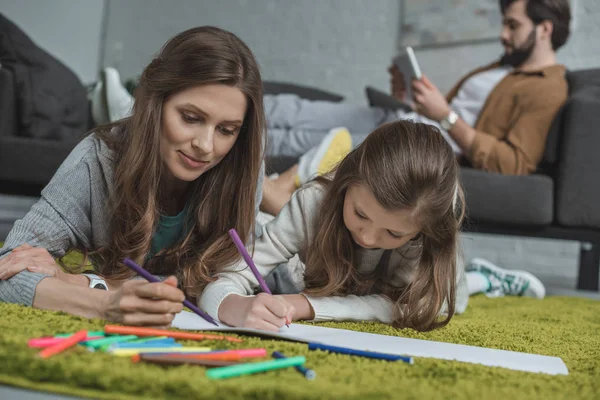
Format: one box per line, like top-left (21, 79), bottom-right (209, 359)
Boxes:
top-left (303, 121), bottom-right (464, 331)
top-left (88, 26), bottom-right (264, 298)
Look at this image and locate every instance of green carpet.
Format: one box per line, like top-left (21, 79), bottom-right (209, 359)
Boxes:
top-left (1, 295), bottom-right (599, 400)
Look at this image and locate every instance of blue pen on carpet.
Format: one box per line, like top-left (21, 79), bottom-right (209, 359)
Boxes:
top-left (272, 351), bottom-right (316, 380)
top-left (308, 343), bottom-right (414, 364)
top-left (110, 340), bottom-right (179, 350)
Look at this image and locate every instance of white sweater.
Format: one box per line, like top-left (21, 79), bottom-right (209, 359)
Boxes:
top-left (200, 184), bottom-right (468, 323)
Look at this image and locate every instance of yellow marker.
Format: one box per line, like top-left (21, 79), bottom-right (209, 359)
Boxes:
top-left (110, 347), bottom-right (212, 357)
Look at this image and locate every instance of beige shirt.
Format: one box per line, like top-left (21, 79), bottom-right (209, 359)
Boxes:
top-left (448, 62), bottom-right (568, 175)
top-left (200, 184), bottom-right (468, 323)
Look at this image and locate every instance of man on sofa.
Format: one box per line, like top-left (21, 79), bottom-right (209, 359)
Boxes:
top-left (262, 0), bottom-right (572, 216)
top-left (260, 0), bottom-right (571, 302)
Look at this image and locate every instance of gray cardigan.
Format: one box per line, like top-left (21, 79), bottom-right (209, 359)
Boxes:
top-left (0, 134), bottom-right (264, 306)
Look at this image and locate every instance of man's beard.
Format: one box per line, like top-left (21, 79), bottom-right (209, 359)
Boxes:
top-left (500, 28), bottom-right (537, 67)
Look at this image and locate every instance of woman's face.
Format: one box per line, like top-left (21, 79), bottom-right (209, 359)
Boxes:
top-left (160, 83), bottom-right (247, 186)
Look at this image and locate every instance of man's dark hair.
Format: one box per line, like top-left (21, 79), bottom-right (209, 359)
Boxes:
top-left (500, 0), bottom-right (571, 50)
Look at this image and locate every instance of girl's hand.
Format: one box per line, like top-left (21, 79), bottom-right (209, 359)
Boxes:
top-left (219, 293), bottom-right (295, 332)
top-left (0, 244), bottom-right (66, 280)
top-left (101, 276), bottom-right (185, 328)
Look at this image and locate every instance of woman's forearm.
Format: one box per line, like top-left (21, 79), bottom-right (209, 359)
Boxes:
top-left (32, 277), bottom-right (108, 320)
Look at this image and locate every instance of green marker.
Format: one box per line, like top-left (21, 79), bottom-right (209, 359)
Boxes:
top-left (125, 336), bottom-right (168, 344)
top-left (100, 336), bottom-right (171, 352)
top-left (82, 335), bottom-right (138, 351)
top-left (55, 331), bottom-right (105, 338)
top-left (206, 356), bottom-right (306, 380)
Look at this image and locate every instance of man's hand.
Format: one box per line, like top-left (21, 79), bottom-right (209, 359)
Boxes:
top-left (412, 75), bottom-right (452, 121)
top-left (388, 64), bottom-right (407, 101)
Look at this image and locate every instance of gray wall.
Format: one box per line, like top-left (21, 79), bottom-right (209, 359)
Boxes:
top-left (0, 0), bottom-right (105, 83)
top-left (100, 0), bottom-right (600, 100)
top-left (3, 0), bottom-right (598, 99)
top-left (414, 0), bottom-right (600, 93)
top-left (101, 0), bottom-right (401, 103)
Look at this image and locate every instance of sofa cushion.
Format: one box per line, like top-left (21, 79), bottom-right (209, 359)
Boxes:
top-left (263, 81), bottom-right (344, 102)
top-left (461, 167), bottom-right (553, 226)
top-left (543, 68), bottom-right (600, 170)
top-left (0, 66), bottom-right (16, 138)
top-left (0, 135), bottom-right (80, 185)
top-left (555, 86), bottom-right (600, 230)
top-left (364, 86), bottom-right (412, 112)
top-left (0, 14), bottom-right (88, 141)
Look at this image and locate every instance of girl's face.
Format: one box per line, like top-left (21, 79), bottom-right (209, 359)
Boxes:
top-left (343, 183), bottom-right (420, 250)
top-left (160, 83), bottom-right (247, 186)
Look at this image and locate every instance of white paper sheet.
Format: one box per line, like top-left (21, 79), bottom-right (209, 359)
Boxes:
top-left (172, 311), bottom-right (568, 375)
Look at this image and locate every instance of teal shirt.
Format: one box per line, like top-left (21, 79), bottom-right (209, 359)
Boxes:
top-left (149, 208), bottom-right (188, 258)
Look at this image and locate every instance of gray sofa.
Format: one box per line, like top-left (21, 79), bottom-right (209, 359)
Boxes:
top-left (266, 71), bottom-right (600, 292)
top-left (366, 68), bottom-right (600, 291)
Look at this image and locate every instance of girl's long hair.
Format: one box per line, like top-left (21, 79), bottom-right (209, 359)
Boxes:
top-left (303, 121), bottom-right (464, 331)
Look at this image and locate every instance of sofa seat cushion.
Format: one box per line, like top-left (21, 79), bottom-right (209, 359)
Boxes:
top-left (461, 167), bottom-right (554, 226)
top-left (0, 135), bottom-right (79, 185)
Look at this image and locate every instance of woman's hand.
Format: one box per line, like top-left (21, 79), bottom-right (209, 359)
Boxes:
top-left (101, 275), bottom-right (185, 328)
top-left (218, 293), bottom-right (295, 332)
top-left (0, 244), bottom-right (65, 280)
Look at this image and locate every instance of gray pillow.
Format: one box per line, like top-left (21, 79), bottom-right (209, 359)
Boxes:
top-left (263, 81), bottom-right (344, 102)
top-left (365, 86), bottom-right (411, 112)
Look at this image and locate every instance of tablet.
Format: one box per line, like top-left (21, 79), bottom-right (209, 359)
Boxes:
top-left (392, 46), bottom-right (422, 100)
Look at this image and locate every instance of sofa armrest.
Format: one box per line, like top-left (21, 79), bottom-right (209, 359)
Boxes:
top-left (555, 87), bottom-right (600, 229)
top-left (0, 66), bottom-right (17, 138)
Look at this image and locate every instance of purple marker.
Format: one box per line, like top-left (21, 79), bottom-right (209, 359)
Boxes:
top-left (228, 229), bottom-right (290, 328)
top-left (227, 229), bottom-right (272, 295)
top-left (123, 258), bottom-right (218, 326)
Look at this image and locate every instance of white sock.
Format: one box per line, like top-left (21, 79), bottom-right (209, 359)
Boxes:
top-left (466, 271), bottom-right (491, 295)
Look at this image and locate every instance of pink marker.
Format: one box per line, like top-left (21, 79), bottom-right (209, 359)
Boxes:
top-left (28, 336), bottom-right (103, 348)
top-left (230, 348), bottom-right (268, 358)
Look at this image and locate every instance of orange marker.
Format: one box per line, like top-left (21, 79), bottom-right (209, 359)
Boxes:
top-left (174, 348), bottom-right (267, 361)
top-left (38, 330), bottom-right (88, 359)
top-left (104, 325), bottom-right (243, 343)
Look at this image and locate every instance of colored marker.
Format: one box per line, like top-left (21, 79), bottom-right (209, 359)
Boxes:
top-left (110, 338), bottom-right (177, 349)
top-left (228, 229), bottom-right (290, 327)
top-left (206, 356), bottom-right (306, 380)
top-left (123, 258), bottom-right (218, 326)
top-left (308, 343), bottom-right (414, 364)
top-left (110, 347), bottom-right (212, 357)
top-left (173, 348), bottom-right (267, 361)
top-left (54, 331), bottom-right (106, 338)
top-left (104, 325), bottom-right (243, 343)
top-left (125, 336), bottom-right (169, 344)
top-left (28, 335), bottom-right (102, 348)
top-left (272, 351), bottom-right (316, 380)
top-left (82, 335), bottom-right (139, 350)
top-left (38, 330), bottom-right (88, 359)
top-left (134, 354), bottom-right (238, 367)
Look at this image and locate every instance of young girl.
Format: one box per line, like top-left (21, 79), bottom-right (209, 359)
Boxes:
top-left (0, 26), bottom-right (265, 327)
top-left (200, 120), bottom-right (468, 332)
